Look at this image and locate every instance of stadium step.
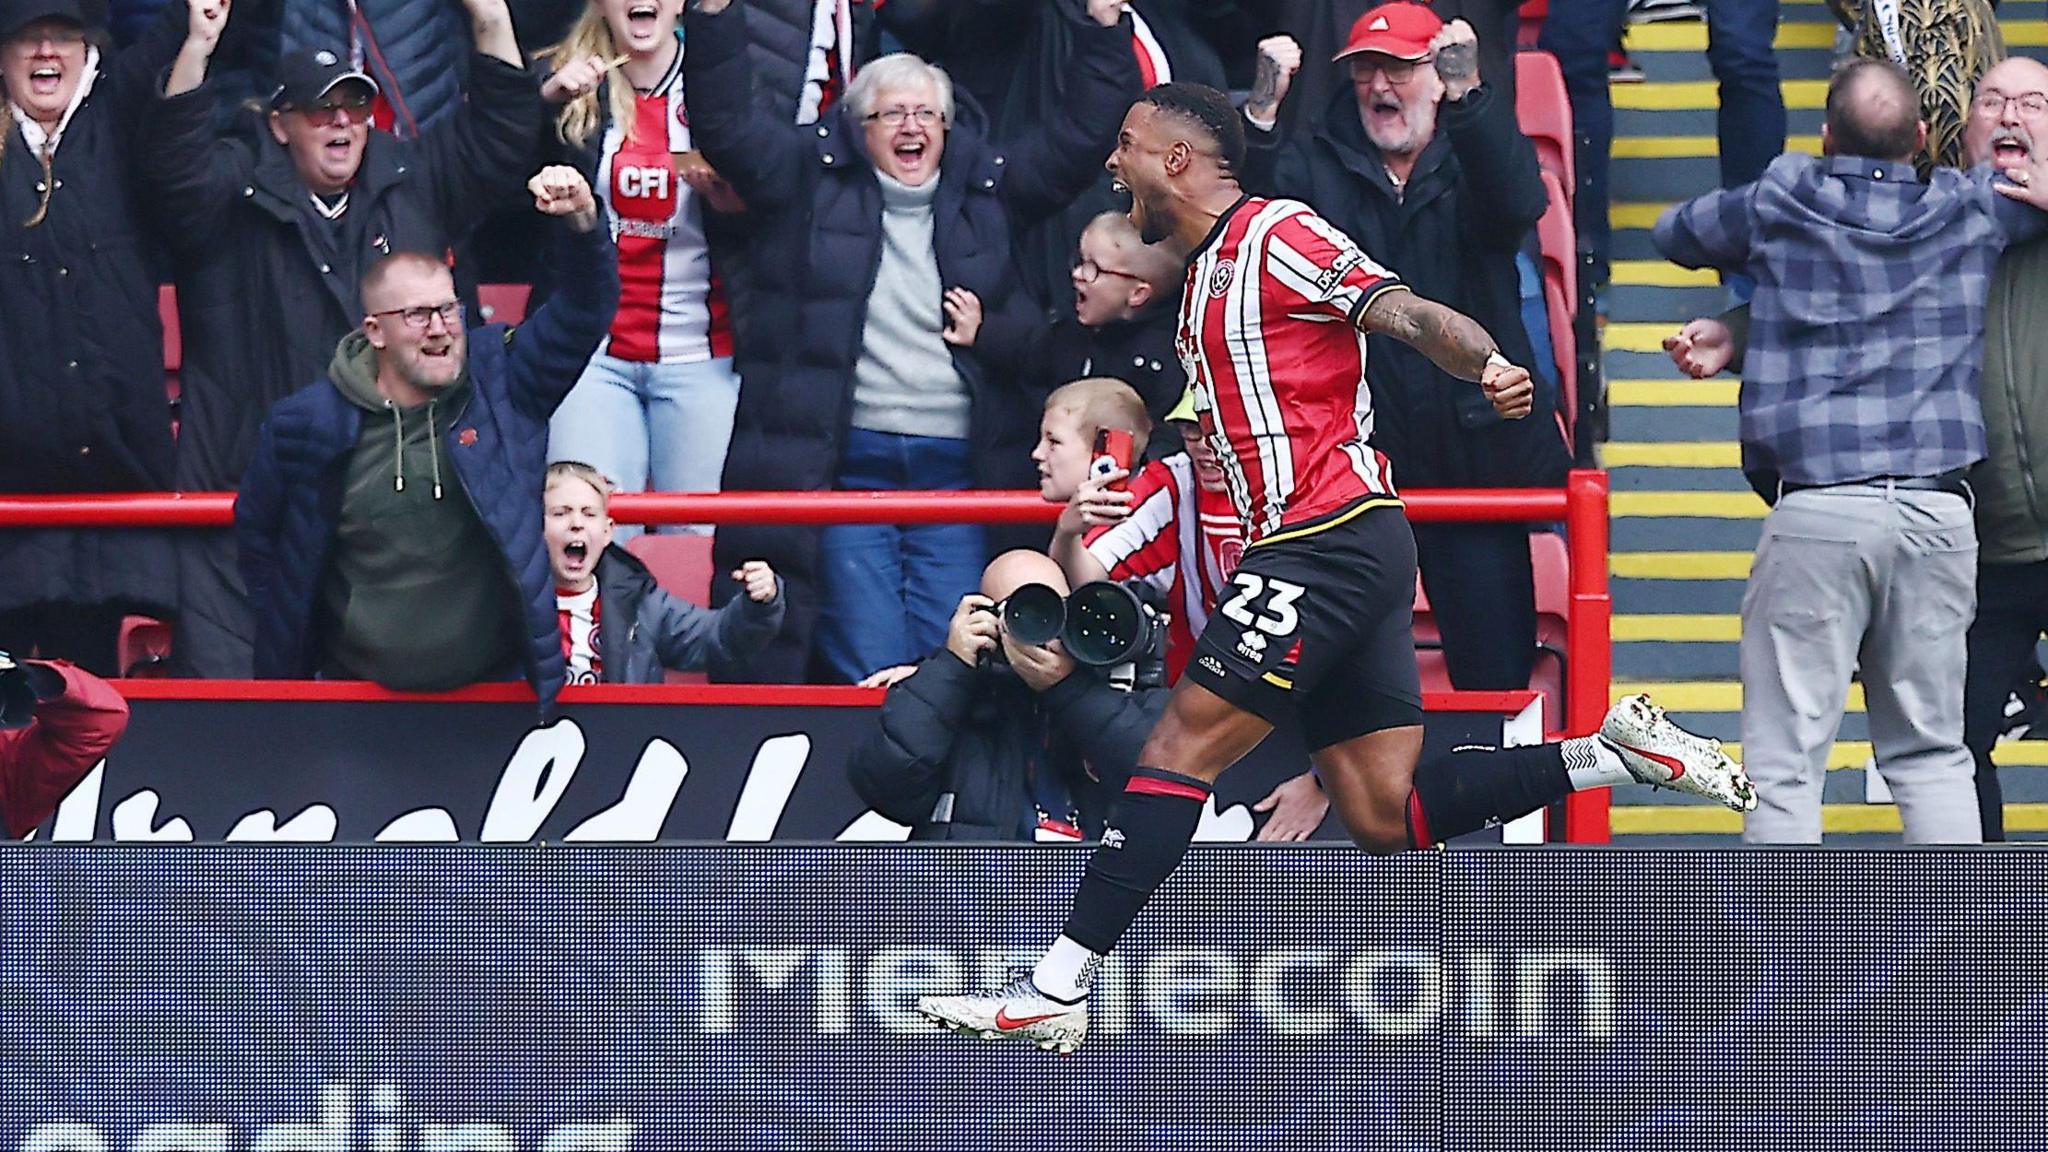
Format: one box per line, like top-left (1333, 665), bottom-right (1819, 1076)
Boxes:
top-left (1595, 7), bottom-right (2048, 840)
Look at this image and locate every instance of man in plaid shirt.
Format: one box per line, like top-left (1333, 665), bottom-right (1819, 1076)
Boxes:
top-left (1654, 59), bottom-right (2048, 844)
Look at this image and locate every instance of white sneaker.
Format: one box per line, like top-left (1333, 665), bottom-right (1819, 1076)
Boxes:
top-left (1600, 693), bottom-right (1758, 813)
top-left (915, 969), bottom-right (1090, 1054)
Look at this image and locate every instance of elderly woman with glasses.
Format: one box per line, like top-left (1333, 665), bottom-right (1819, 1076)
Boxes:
top-left (678, 0), bottom-right (1139, 686)
top-left (0, 0), bottom-right (226, 675)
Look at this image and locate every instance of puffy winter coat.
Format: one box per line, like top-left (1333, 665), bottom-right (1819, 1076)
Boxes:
top-left (591, 545), bottom-right (784, 683)
top-left (234, 226), bottom-right (617, 716)
top-left (140, 51), bottom-right (541, 492)
top-left (847, 651), bottom-right (1164, 840)
top-left (682, 0), bottom-right (1137, 682)
top-left (0, 13), bottom-right (183, 614)
top-left (1245, 83), bottom-right (1569, 488)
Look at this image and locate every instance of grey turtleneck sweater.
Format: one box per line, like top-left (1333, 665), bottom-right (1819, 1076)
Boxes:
top-left (849, 172), bottom-right (972, 440)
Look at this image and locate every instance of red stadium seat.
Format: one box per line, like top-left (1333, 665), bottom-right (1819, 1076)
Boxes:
top-left (1412, 530), bottom-right (1572, 731)
top-left (118, 615), bottom-right (173, 678)
top-left (1536, 169), bottom-right (1577, 306)
top-left (1515, 51), bottom-right (1575, 204)
top-left (624, 532), bottom-right (716, 684)
top-left (478, 283), bottom-right (532, 326)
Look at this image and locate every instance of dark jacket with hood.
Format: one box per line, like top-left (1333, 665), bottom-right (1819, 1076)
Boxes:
top-left (590, 545), bottom-right (785, 683)
top-left (981, 299), bottom-right (1187, 449)
top-left (0, 9), bottom-right (183, 617)
top-left (140, 48), bottom-right (541, 492)
top-left (682, 0), bottom-right (1137, 682)
top-left (847, 650), bottom-right (1168, 840)
top-left (1245, 82), bottom-right (1569, 488)
top-left (234, 225), bottom-right (617, 715)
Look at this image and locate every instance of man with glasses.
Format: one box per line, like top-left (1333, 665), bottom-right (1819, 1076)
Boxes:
top-left (141, 0), bottom-right (543, 679)
top-left (235, 166), bottom-right (616, 715)
top-left (1238, 4), bottom-right (1570, 696)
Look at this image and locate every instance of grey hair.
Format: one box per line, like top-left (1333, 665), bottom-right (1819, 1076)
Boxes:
top-left (843, 52), bottom-right (955, 126)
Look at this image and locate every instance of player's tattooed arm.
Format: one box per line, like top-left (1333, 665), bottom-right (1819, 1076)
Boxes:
top-left (1358, 290), bottom-right (1497, 381)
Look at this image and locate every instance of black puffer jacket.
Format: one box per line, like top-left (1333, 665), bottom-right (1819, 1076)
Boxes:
top-left (140, 52), bottom-right (541, 492)
top-left (1245, 84), bottom-right (1569, 488)
top-left (0, 12), bottom-right (184, 613)
top-left (847, 651), bottom-right (1165, 840)
top-left (683, 0), bottom-right (1136, 682)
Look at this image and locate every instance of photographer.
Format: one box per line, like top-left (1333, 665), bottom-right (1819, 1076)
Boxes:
top-left (0, 651), bottom-right (128, 838)
top-left (848, 550), bottom-right (1170, 841)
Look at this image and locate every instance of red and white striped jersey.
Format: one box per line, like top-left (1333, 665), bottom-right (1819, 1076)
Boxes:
top-left (558, 585), bottom-right (602, 685)
top-left (597, 51), bottom-right (733, 365)
top-left (1083, 454), bottom-right (1244, 683)
top-left (1176, 196), bottom-right (1406, 543)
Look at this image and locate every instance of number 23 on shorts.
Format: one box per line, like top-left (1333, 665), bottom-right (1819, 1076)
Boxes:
top-left (1220, 572), bottom-right (1307, 638)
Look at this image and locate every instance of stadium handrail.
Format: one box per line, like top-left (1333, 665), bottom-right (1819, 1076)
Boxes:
top-left (0, 469), bottom-right (1613, 840)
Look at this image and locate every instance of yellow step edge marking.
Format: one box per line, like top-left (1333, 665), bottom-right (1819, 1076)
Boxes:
top-left (1720, 740), bottom-right (2048, 770)
top-left (1613, 613), bottom-right (1741, 641)
top-left (1610, 802), bottom-right (2048, 835)
top-left (1602, 441), bottom-right (1741, 467)
top-left (1613, 680), bottom-right (1867, 712)
top-left (1610, 260), bottom-right (1720, 287)
top-left (1613, 134), bottom-right (1823, 158)
top-left (1605, 322), bottom-right (1686, 353)
top-left (1611, 491), bottom-right (1766, 518)
top-left (1608, 378), bottom-right (1738, 407)
top-left (1612, 78), bottom-right (1829, 111)
top-left (1611, 202), bottom-right (1671, 231)
top-left (1611, 550), bottom-right (1753, 579)
top-left (1624, 21), bottom-right (1838, 50)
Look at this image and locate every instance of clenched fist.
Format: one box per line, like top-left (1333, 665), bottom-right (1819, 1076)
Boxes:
top-left (1246, 35), bottom-right (1302, 127)
top-left (1481, 355), bottom-right (1534, 420)
top-left (528, 165), bottom-right (599, 233)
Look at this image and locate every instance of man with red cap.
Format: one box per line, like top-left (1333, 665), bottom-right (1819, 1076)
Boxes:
top-left (1238, 2), bottom-right (1572, 698)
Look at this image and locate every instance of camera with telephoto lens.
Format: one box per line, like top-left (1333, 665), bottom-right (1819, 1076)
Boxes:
top-left (976, 581), bottom-right (1167, 687)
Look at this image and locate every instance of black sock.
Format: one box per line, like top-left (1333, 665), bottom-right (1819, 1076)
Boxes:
top-left (1061, 766), bottom-right (1211, 955)
top-left (1406, 743), bottom-right (1572, 848)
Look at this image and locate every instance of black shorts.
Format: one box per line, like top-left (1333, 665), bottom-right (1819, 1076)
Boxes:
top-left (1184, 499), bottom-right (1423, 751)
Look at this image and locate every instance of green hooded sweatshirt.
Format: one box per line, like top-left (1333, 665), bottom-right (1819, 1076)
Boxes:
top-left (316, 331), bottom-right (524, 690)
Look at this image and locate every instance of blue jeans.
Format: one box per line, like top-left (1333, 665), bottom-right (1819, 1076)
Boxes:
top-left (816, 428), bottom-right (987, 683)
top-left (547, 351), bottom-right (740, 537)
top-left (1539, 0), bottom-right (1784, 283)
top-left (1516, 250), bottom-right (1560, 395)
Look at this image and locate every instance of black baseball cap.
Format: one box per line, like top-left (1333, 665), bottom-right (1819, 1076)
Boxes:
top-left (0, 0), bottom-right (93, 41)
top-left (270, 47), bottom-right (379, 111)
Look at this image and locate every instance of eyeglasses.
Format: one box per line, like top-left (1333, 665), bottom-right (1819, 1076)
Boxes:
top-left (1073, 256), bottom-right (1143, 285)
top-left (1974, 91), bottom-right (2048, 117)
top-left (1349, 56), bottom-right (1429, 85)
top-left (865, 107), bottom-right (943, 129)
top-left (372, 300), bottom-right (463, 330)
top-left (292, 92), bottom-right (374, 127)
top-left (9, 28), bottom-right (86, 50)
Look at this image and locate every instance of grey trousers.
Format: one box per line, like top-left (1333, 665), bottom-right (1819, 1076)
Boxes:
top-left (1739, 483), bottom-right (1983, 844)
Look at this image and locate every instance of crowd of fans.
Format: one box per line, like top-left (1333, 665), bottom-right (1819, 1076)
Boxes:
top-left (0, 0), bottom-right (1584, 697)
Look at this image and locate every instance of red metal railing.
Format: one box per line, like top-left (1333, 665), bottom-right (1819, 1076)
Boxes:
top-left (0, 470), bottom-right (1613, 840)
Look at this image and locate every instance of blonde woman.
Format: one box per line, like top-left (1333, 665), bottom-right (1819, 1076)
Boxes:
top-left (540, 0), bottom-right (745, 535)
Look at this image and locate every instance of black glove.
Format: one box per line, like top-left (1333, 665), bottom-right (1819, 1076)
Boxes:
top-left (0, 651), bottom-right (64, 731)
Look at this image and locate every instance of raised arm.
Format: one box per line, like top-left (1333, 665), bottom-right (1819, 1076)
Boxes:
top-left (505, 168), bottom-right (617, 422)
top-left (680, 0), bottom-right (809, 212)
top-left (995, 0), bottom-right (1142, 225)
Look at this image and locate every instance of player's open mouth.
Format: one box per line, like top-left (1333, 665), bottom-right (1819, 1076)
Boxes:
top-left (563, 541), bottom-right (589, 566)
top-left (28, 65), bottom-right (62, 96)
top-left (1994, 131), bottom-right (2031, 165)
top-left (1110, 179), bottom-right (1128, 195)
top-left (626, 3), bottom-right (660, 36)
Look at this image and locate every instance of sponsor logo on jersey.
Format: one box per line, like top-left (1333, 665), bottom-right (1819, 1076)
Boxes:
top-left (1236, 630), bottom-right (1267, 661)
top-left (1198, 654), bottom-right (1227, 678)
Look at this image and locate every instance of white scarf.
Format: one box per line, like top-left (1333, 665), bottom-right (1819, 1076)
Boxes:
top-left (10, 45), bottom-right (100, 159)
